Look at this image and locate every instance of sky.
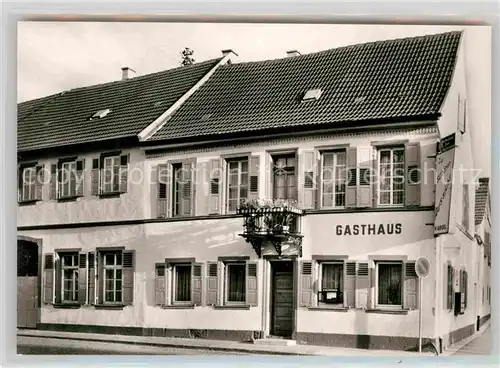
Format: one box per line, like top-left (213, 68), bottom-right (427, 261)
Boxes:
top-left (17, 22), bottom-right (491, 175)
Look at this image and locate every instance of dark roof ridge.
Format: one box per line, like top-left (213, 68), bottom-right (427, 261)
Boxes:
top-left (220, 30), bottom-right (463, 68)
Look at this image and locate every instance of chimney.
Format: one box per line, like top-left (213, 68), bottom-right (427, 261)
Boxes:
top-left (286, 50), bottom-right (301, 57)
top-left (121, 66), bottom-right (136, 81)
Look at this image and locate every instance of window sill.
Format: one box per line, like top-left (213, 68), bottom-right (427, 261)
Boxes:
top-left (308, 306), bottom-right (349, 312)
top-left (93, 303), bottom-right (126, 310)
top-left (99, 191), bottom-right (124, 198)
top-left (18, 200), bottom-right (39, 206)
top-left (53, 303), bottom-right (81, 309)
top-left (366, 309), bottom-right (409, 315)
top-left (161, 304), bottom-right (195, 309)
top-left (57, 195), bottom-right (81, 203)
top-left (213, 305), bottom-right (251, 310)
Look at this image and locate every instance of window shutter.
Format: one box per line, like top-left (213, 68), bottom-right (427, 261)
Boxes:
top-left (97, 252), bottom-right (103, 305)
top-left (181, 161), bottom-right (194, 216)
top-left (299, 261), bottom-right (313, 307)
top-left (405, 142), bottom-right (420, 207)
top-left (357, 147), bottom-right (373, 208)
top-left (88, 252), bottom-right (96, 305)
top-left (54, 254), bottom-right (62, 304)
top-left (209, 158), bottom-right (222, 214)
top-left (157, 164), bottom-right (170, 218)
top-left (206, 262), bottom-right (218, 306)
top-left (35, 164), bottom-right (44, 201)
top-left (299, 151), bottom-right (317, 209)
top-left (91, 158), bottom-right (100, 196)
top-left (17, 166), bottom-right (22, 202)
top-left (154, 264), bottom-right (165, 306)
top-left (76, 159), bottom-right (85, 197)
top-left (192, 263), bottom-right (203, 306)
top-left (246, 261), bottom-right (258, 306)
top-left (49, 164), bottom-right (57, 200)
top-left (119, 154), bottom-right (129, 193)
top-left (248, 155), bottom-right (260, 200)
top-left (43, 254), bottom-right (54, 304)
top-left (344, 261), bottom-right (356, 308)
top-left (355, 262), bottom-right (370, 309)
top-left (122, 250), bottom-right (135, 305)
top-left (346, 147), bottom-right (357, 208)
top-left (404, 262), bottom-right (418, 310)
top-left (78, 252), bottom-right (87, 305)
top-left (462, 184), bottom-right (469, 231)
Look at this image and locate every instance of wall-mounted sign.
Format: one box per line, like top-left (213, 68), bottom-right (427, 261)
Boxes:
top-left (415, 257), bottom-right (430, 279)
top-left (336, 223), bottom-right (402, 236)
top-left (434, 133), bottom-right (456, 235)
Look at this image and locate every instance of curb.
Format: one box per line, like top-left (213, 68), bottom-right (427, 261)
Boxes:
top-left (440, 321), bottom-right (491, 357)
top-left (17, 333), bottom-right (309, 356)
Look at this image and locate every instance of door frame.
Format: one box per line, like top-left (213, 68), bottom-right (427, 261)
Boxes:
top-left (264, 256), bottom-right (297, 339)
top-left (17, 235), bottom-right (43, 329)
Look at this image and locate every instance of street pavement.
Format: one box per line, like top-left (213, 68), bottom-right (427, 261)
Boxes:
top-left (17, 336), bottom-right (252, 355)
top-left (452, 325), bottom-right (492, 356)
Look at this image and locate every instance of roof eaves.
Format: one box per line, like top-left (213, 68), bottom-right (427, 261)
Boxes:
top-left (138, 53), bottom-right (235, 142)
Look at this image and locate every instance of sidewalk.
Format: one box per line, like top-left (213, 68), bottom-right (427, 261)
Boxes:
top-left (441, 320), bottom-right (491, 356)
top-left (17, 329), bottom-right (434, 356)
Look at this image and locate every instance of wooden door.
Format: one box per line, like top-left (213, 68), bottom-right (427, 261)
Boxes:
top-left (17, 276), bottom-right (38, 329)
top-left (271, 262), bottom-right (294, 337)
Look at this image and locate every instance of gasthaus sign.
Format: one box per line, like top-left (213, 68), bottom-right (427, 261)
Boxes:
top-left (335, 223), bottom-right (402, 236)
top-left (434, 133), bottom-right (456, 235)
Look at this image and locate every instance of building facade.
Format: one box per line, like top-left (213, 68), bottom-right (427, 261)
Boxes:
top-left (17, 31), bottom-right (491, 353)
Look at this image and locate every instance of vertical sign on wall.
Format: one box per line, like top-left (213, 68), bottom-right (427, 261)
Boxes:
top-left (434, 133), bottom-right (456, 235)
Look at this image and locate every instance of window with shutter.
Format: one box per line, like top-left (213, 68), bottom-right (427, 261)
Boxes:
top-left (59, 252), bottom-right (79, 303)
top-left (272, 154), bottom-right (297, 201)
top-left (226, 158), bottom-right (249, 213)
top-left (209, 159), bottom-right (222, 214)
top-left (320, 151), bottom-right (346, 208)
top-left (378, 147), bottom-right (405, 206)
top-left (317, 262), bottom-right (344, 305)
top-left (19, 165), bottom-right (39, 203)
top-left (100, 155), bottom-right (122, 195)
top-left (375, 262), bottom-right (402, 308)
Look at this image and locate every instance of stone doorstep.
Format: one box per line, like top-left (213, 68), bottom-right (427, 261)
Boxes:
top-left (253, 338), bottom-right (297, 346)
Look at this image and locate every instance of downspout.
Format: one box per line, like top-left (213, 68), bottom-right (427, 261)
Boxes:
top-left (435, 235), bottom-right (442, 354)
top-left (260, 259), bottom-right (267, 339)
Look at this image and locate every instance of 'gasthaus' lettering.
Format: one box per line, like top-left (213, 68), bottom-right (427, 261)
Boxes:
top-left (335, 223), bottom-right (402, 236)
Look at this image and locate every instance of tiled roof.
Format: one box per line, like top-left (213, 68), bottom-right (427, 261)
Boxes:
top-left (17, 58), bottom-right (222, 152)
top-left (150, 31), bottom-right (462, 142)
top-left (475, 177), bottom-right (489, 226)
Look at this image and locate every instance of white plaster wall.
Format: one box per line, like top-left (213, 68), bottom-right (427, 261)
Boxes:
top-left (298, 211), bottom-right (437, 338)
top-left (18, 148), bottom-right (147, 227)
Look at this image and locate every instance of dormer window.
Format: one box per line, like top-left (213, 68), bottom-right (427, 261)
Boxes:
top-left (90, 108), bottom-right (112, 120)
top-left (302, 88), bottom-right (323, 102)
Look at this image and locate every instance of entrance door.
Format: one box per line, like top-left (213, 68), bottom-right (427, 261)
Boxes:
top-left (270, 261), bottom-right (294, 337)
top-left (17, 240), bottom-right (39, 329)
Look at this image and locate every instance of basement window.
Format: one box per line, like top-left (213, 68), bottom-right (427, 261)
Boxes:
top-left (90, 108), bottom-right (112, 120)
top-left (302, 88), bottom-right (323, 102)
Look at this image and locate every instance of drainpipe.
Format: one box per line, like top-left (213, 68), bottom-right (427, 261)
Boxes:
top-left (435, 235), bottom-right (442, 354)
top-left (260, 259), bottom-right (268, 339)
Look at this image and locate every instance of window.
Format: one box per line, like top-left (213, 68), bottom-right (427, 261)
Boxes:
top-left (272, 154), bottom-right (297, 201)
top-left (103, 252), bottom-right (123, 303)
top-left (61, 253), bottom-right (79, 302)
top-left (227, 158), bottom-right (248, 212)
top-left (173, 263), bottom-right (192, 304)
top-left (447, 264), bottom-right (454, 310)
top-left (376, 262), bottom-right (402, 307)
top-left (378, 147), bottom-right (405, 205)
top-left (318, 262), bottom-right (343, 305)
top-left (102, 156), bottom-right (121, 194)
top-left (20, 166), bottom-right (37, 202)
top-left (60, 161), bottom-right (77, 198)
top-left (225, 263), bottom-right (246, 303)
top-left (321, 150), bottom-right (346, 207)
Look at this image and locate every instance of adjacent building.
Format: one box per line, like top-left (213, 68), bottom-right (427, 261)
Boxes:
top-left (17, 31), bottom-right (491, 353)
